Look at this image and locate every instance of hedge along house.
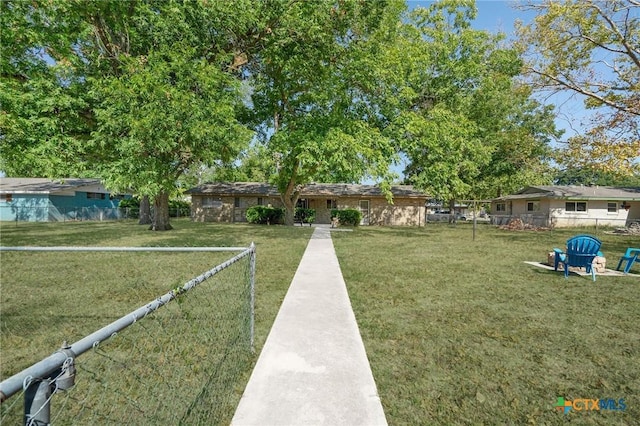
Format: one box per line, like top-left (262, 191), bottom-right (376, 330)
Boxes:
top-left (490, 185), bottom-right (640, 228)
top-left (187, 182), bottom-right (429, 226)
top-left (0, 178), bottom-right (130, 222)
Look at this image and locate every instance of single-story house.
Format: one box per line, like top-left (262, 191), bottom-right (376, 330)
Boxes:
top-left (490, 185), bottom-right (640, 228)
top-left (187, 182), bottom-right (428, 226)
top-left (0, 178), bottom-right (129, 222)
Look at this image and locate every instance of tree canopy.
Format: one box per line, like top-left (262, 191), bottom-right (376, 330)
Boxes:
top-left (394, 1), bottom-right (558, 202)
top-left (90, 45), bottom-right (251, 230)
top-left (516, 0), bottom-right (640, 175)
top-left (239, 0), bottom-right (405, 224)
top-left (0, 1), bottom-right (92, 177)
top-left (1, 0), bottom-right (254, 229)
top-left (4, 0), bottom-right (634, 228)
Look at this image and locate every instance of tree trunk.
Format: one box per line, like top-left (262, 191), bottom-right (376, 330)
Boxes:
top-left (280, 162), bottom-right (301, 226)
top-left (150, 192), bottom-right (173, 231)
top-left (448, 199), bottom-right (456, 224)
top-left (281, 183), bottom-right (300, 226)
top-left (138, 195), bottom-right (152, 225)
top-left (283, 196), bottom-right (296, 226)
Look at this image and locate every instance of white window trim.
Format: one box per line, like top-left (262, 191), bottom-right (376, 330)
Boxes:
top-left (202, 197), bottom-right (223, 208)
top-left (565, 201), bottom-right (588, 214)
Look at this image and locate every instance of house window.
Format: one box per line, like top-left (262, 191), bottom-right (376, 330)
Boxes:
top-left (297, 199), bottom-right (308, 209)
top-left (234, 197), bottom-right (240, 208)
top-left (495, 203), bottom-right (506, 212)
top-left (326, 199), bottom-right (337, 209)
top-left (607, 202), bottom-right (617, 213)
top-left (0, 194), bottom-right (12, 202)
top-left (202, 197), bottom-right (222, 208)
top-left (86, 192), bottom-right (106, 200)
top-left (526, 201), bottom-right (539, 212)
top-left (566, 201), bottom-right (587, 212)
top-left (257, 197), bottom-right (263, 206)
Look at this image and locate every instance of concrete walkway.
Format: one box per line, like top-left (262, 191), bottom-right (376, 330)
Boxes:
top-left (231, 226), bottom-right (387, 426)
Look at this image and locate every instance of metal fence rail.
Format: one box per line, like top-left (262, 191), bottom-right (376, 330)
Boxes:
top-left (0, 245), bottom-right (256, 425)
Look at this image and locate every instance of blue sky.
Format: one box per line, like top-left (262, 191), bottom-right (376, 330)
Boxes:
top-left (471, 1), bottom-right (590, 139)
top-left (408, 1), bottom-right (536, 35)
top-left (471, 0), bottom-right (536, 33)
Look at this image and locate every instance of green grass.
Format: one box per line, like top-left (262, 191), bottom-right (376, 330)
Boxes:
top-left (332, 224), bottom-right (640, 425)
top-left (0, 219), bottom-right (313, 350)
top-left (2, 220), bottom-right (638, 424)
top-left (0, 219), bottom-right (313, 424)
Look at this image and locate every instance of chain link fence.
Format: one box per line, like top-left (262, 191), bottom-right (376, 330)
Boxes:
top-left (0, 206), bottom-right (192, 222)
top-left (490, 214), bottom-right (638, 231)
top-left (0, 246), bottom-right (255, 425)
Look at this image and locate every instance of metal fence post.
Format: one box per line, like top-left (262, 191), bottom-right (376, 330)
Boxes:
top-left (24, 379), bottom-right (52, 426)
top-left (249, 242), bottom-right (256, 352)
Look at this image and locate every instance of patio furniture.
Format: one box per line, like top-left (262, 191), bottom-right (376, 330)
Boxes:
top-left (616, 247), bottom-right (640, 274)
top-left (553, 235), bottom-right (602, 281)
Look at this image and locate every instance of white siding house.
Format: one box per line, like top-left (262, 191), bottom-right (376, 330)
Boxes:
top-left (491, 185), bottom-right (640, 228)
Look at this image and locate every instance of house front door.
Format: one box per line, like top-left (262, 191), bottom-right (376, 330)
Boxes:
top-left (234, 208), bottom-right (247, 222)
top-left (359, 200), bottom-right (370, 225)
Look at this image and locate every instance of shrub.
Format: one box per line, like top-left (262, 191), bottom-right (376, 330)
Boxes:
top-left (118, 198), bottom-right (138, 209)
top-left (294, 208), bottom-right (316, 224)
top-left (246, 206), bottom-right (285, 224)
top-left (118, 198), bottom-right (139, 219)
top-left (331, 209), bottom-right (361, 226)
top-left (169, 199), bottom-right (191, 217)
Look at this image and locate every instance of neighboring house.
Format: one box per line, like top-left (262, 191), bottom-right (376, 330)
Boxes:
top-left (187, 182), bottom-right (428, 226)
top-left (0, 178), bottom-right (129, 222)
top-left (490, 185), bottom-right (640, 228)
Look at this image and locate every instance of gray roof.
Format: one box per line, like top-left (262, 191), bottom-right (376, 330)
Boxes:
top-left (495, 185), bottom-right (640, 201)
top-left (187, 182), bottom-right (428, 199)
top-left (186, 182), bottom-right (281, 196)
top-left (0, 178), bottom-right (105, 194)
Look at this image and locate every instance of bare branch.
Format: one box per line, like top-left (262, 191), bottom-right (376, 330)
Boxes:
top-left (588, 2), bottom-right (640, 70)
top-left (526, 65), bottom-right (640, 116)
top-left (577, 30), bottom-right (628, 56)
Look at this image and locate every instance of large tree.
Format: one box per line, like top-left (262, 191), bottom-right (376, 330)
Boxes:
top-left (394, 1), bottom-right (558, 204)
top-left (516, 0), bottom-right (640, 175)
top-left (241, 0), bottom-right (405, 225)
top-left (90, 45), bottom-right (251, 230)
top-left (1, 1), bottom-right (253, 230)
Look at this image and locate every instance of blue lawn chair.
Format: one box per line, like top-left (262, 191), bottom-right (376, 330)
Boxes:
top-left (553, 235), bottom-right (602, 281)
top-left (616, 248), bottom-right (640, 274)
